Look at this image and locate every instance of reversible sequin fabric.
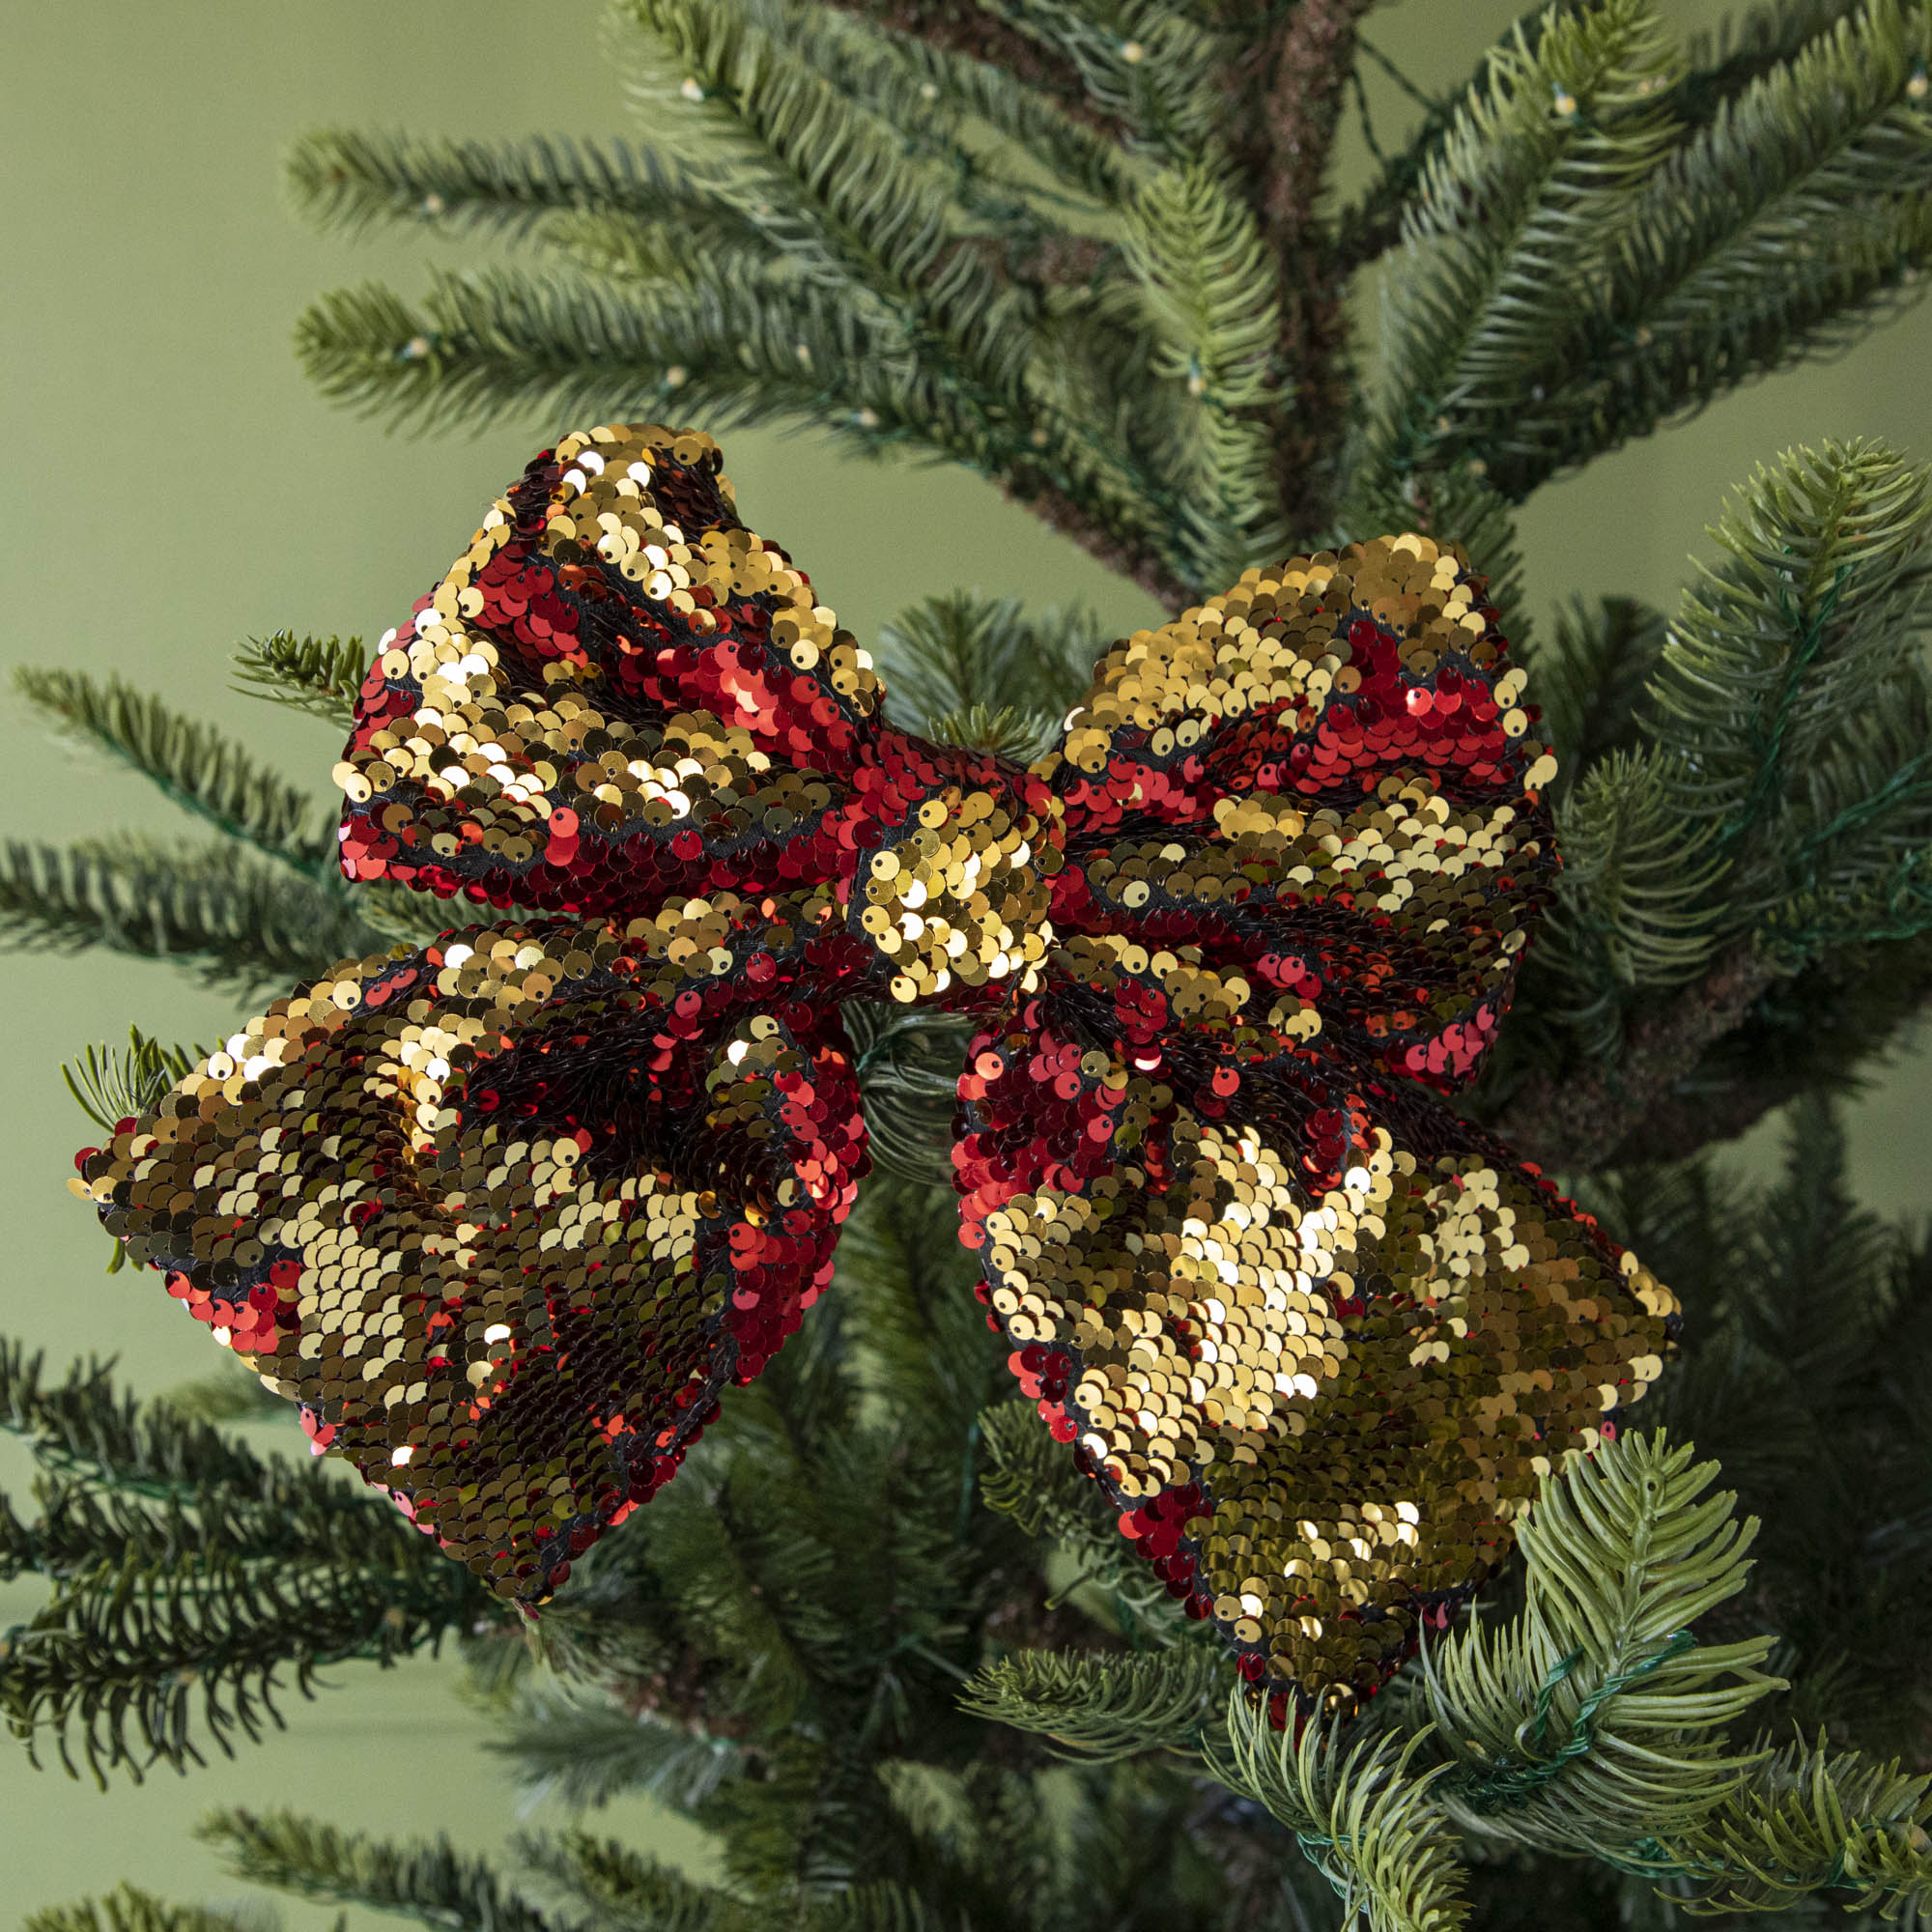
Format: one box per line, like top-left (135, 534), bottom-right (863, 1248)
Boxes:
top-left (73, 424), bottom-right (1675, 1712)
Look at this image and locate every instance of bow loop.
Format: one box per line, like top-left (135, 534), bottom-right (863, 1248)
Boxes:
top-left (78, 904), bottom-right (867, 1604)
top-left (1033, 538), bottom-right (1558, 1093)
top-left (336, 425), bottom-right (888, 921)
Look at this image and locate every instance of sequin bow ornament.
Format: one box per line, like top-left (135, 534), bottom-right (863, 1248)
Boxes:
top-left (74, 425), bottom-right (1676, 1715)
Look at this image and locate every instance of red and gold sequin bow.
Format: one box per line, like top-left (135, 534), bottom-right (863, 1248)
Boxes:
top-left (75, 426), bottom-right (1675, 1714)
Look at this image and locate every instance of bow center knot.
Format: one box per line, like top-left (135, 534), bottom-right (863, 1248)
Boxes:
top-left (851, 739), bottom-right (1065, 1005)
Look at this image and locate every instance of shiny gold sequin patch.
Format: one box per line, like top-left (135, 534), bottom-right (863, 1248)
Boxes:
top-left (960, 1019), bottom-right (1673, 1712)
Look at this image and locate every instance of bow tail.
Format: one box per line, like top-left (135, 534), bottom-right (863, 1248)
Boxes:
top-left (955, 975), bottom-right (1676, 1717)
top-left (77, 902), bottom-right (867, 1605)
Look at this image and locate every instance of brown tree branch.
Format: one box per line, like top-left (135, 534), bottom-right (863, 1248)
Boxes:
top-left (1251, 0), bottom-right (1382, 542)
top-left (1491, 950), bottom-right (1783, 1173)
top-left (1607, 1065), bottom-right (1815, 1169)
top-left (1259, 1), bottom-right (1379, 242)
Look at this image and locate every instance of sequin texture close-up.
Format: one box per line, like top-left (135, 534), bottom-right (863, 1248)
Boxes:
top-left (74, 423), bottom-right (1676, 1712)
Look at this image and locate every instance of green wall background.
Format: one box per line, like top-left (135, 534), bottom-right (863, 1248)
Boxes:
top-left (1, 3), bottom-right (1925, 1921)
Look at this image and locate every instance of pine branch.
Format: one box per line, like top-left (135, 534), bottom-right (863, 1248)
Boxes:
top-left (1620, 1100), bottom-right (1932, 1755)
top-left (1354, 0), bottom-right (1685, 506)
top-left (808, 1882), bottom-right (953, 1932)
top-left (514, 1830), bottom-right (748, 1932)
top-left (675, 2), bottom-right (1133, 231)
top-left (1537, 749), bottom-right (1725, 1059)
top-left (630, 0), bottom-right (1190, 586)
top-left (628, 0), bottom-right (1065, 404)
top-left (1676, 0), bottom-right (1870, 110)
top-left (288, 128), bottom-right (767, 248)
top-left (0, 1346), bottom-right (487, 1783)
top-left (1653, 1736), bottom-right (1932, 1916)
top-left (1424, 1431), bottom-right (1778, 1858)
top-left (808, 0), bottom-right (1119, 142)
top-left (1489, 440), bottom-right (1932, 1164)
top-left (976, 1399), bottom-right (1171, 1633)
top-left (977, 1398), bottom-right (1104, 1547)
top-left (815, 10), bottom-right (1139, 209)
top-left (0, 835), bottom-right (385, 993)
top-left (0, 1343), bottom-right (271, 1500)
top-left (201, 1813), bottom-right (558, 1932)
top-left (1491, 0), bottom-right (1932, 496)
top-left (972, 0), bottom-right (1232, 160)
top-left (963, 1646), bottom-right (1229, 1761)
top-left (294, 271), bottom-right (692, 433)
top-left (156, 1369), bottom-right (291, 1428)
top-left (14, 668), bottom-right (331, 873)
top-left (1526, 202), bottom-right (1932, 501)
top-left (870, 1758), bottom-right (987, 1869)
top-left (873, 591), bottom-right (1104, 749)
top-left (62, 1026), bottom-right (202, 1134)
top-left (1491, 945), bottom-right (1783, 1171)
top-left (24, 1887), bottom-right (281, 1932)
top-left (229, 632), bottom-right (368, 727)
top-left (1209, 1713), bottom-right (1470, 1932)
top-left (6, 1520), bottom-right (462, 1786)
top-left (473, 1530), bottom-right (689, 1699)
top-left (5, 1459), bottom-right (385, 1591)
top-left (1551, 944), bottom-right (1932, 1166)
top-left (1522, 593), bottom-right (1670, 807)
top-left (1646, 439), bottom-right (1932, 938)
top-left (293, 6), bottom-right (1195, 601)
top-left (1224, 0), bottom-right (1378, 544)
top-left (1334, 4), bottom-right (1561, 270)
top-left (628, 2), bottom-right (978, 311)
top-left (534, 209), bottom-right (775, 293)
top-left (831, 1171), bottom-right (1002, 1451)
top-left (1339, 0), bottom-right (1825, 284)
top-left (295, 265), bottom-right (1190, 606)
top-left (491, 1683), bottom-right (748, 1811)
top-left (59, 1024), bottom-right (203, 1274)
top-left (1194, 1431), bottom-right (1828, 1919)
top-left (1120, 161), bottom-right (1287, 590)
top-left (639, 1476), bottom-right (824, 1730)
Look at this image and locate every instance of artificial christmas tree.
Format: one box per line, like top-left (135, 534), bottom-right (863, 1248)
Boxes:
top-left (8, 2), bottom-right (1932, 1926)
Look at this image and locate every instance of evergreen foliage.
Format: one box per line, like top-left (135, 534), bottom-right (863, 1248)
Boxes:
top-left (1421, 1433), bottom-right (1776, 1856)
top-left (0, 1345), bottom-right (495, 1785)
top-left (1603, 1098), bottom-right (1932, 1762)
top-left (14, 3), bottom-right (1932, 1927)
top-left (868, 592), bottom-right (1105, 755)
top-left (1648, 441), bottom-right (1932, 958)
top-left (204, 1812), bottom-right (556, 1932)
top-left (229, 631), bottom-right (369, 728)
top-left (0, 835), bottom-right (384, 994)
top-left (23, 1887), bottom-right (286, 1932)
top-left (963, 1645), bottom-right (1230, 1760)
top-left (1480, 435), bottom-right (1932, 1161)
top-left (13, 668), bottom-right (332, 873)
top-left (62, 1027), bottom-right (203, 1136)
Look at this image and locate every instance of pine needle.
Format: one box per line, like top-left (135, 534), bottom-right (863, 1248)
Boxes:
top-left (14, 667), bottom-right (331, 870)
top-left (0, 836), bottom-right (385, 992)
top-left (230, 632), bottom-right (368, 727)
